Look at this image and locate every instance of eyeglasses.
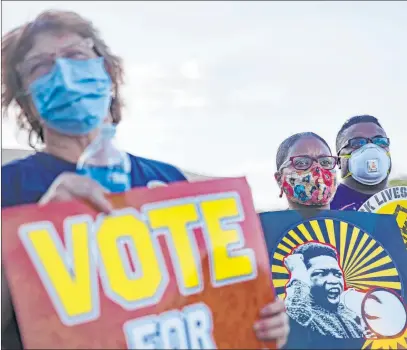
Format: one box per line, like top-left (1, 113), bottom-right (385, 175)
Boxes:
top-left (338, 136), bottom-right (390, 154)
top-left (281, 155), bottom-right (338, 171)
top-left (17, 37), bottom-right (95, 82)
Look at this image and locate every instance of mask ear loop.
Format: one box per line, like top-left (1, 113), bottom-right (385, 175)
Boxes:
top-left (340, 154), bottom-right (353, 179)
top-left (386, 151), bottom-right (392, 175)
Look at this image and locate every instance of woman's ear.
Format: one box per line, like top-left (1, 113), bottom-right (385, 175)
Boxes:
top-left (274, 171), bottom-right (282, 185)
top-left (275, 171), bottom-right (285, 198)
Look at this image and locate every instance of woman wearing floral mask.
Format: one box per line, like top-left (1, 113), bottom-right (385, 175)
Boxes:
top-left (274, 132), bottom-right (338, 210)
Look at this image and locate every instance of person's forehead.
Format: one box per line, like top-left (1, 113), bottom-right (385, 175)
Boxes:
top-left (25, 31), bottom-right (83, 59)
top-left (288, 136), bottom-right (331, 159)
top-left (342, 122), bottom-right (387, 140)
top-left (309, 255), bottom-right (340, 268)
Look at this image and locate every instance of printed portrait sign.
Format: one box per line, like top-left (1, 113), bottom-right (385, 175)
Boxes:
top-left (260, 210), bottom-right (407, 350)
top-left (2, 178), bottom-right (274, 349)
top-left (359, 186), bottom-right (407, 248)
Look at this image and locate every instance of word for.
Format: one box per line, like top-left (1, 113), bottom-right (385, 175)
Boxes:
top-left (124, 303), bottom-right (216, 349)
top-left (18, 192), bottom-right (257, 326)
top-left (360, 186), bottom-right (407, 213)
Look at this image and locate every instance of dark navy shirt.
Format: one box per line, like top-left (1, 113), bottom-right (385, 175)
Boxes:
top-left (330, 183), bottom-right (371, 211)
top-left (2, 152), bottom-right (187, 208)
top-left (1, 152), bottom-right (186, 349)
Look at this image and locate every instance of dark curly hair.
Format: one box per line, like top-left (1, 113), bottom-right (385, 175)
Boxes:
top-left (292, 242), bottom-right (338, 269)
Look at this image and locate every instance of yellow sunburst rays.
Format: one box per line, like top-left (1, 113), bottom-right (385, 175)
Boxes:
top-left (325, 219), bottom-right (337, 248)
top-left (271, 219), bottom-right (402, 300)
top-left (362, 327), bottom-right (407, 350)
top-left (342, 228), bottom-right (401, 292)
top-left (272, 234), bottom-right (292, 295)
top-left (272, 227), bottom-right (309, 299)
top-left (339, 221), bottom-right (348, 268)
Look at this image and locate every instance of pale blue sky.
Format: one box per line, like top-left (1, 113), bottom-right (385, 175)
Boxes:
top-left (2, 1), bottom-right (406, 209)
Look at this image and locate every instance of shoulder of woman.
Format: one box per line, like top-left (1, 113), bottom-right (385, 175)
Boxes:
top-left (2, 161), bottom-right (24, 208)
top-left (127, 153), bottom-right (187, 182)
top-left (1, 154), bottom-right (43, 208)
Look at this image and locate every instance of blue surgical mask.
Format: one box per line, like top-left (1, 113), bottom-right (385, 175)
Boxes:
top-left (343, 144), bottom-right (391, 185)
top-left (29, 57), bottom-right (112, 135)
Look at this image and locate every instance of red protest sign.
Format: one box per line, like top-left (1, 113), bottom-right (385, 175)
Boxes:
top-left (2, 178), bottom-right (275, 349)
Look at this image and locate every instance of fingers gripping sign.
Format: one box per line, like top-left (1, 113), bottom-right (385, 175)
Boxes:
top-left (146, 181), bottom-right (168, 189)
top-left (254, 299), bottom-right (290, 348)
top-left (39, 173), bottom-right (114, 214)
top-left (40, 175), bottom-right (172, 215)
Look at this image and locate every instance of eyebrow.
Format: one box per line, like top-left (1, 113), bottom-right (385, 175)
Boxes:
top-left (25, 40), bottom-right (83, 60)
top-left (25, 52), bottom-right (53, 61)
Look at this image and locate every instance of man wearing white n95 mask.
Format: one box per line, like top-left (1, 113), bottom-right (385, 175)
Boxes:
top-left (331, 115), bottom-right (391, 211)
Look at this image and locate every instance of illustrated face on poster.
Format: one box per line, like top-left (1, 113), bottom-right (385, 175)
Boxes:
top-left (284, 243), bottom-right (345, 310)
top-left (270, 217), bottom-right (407, 348)
top-left (359, 186), bottom-right (407, 248)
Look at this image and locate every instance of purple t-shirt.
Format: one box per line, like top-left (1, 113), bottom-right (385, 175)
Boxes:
top-left (330, 183), bottom-right (372, 211)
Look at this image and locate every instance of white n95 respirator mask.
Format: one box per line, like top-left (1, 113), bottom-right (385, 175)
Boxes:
top-left (343, 144), bottom-right (391, 185)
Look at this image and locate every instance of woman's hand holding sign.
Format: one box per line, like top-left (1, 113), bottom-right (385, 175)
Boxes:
top-left (254, 299), bottom-right (290, 348)
top-left (39, 175), bottom-right (170, 214)
top-left (39, 172), bottom-right (113, 214)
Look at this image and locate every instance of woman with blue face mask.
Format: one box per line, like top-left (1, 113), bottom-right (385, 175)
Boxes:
top-left (330, 115), bottom-right (392, 211)
top-left (1, 10), bottom-right (289, 349)
top-left (1, 11), bottom-right (188, 214)
top-left (1, 10), bottom-right (189, 349)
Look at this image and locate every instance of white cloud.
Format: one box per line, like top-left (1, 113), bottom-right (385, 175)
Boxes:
top-left (179, 61), bottom-right (202, 80)
top-left (172, 89), bottom-right (207, 108)
top-left (125, 62), bottom-right (170, 81)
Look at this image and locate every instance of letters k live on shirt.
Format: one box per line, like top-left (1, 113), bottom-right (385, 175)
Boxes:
top-left (330, 184), bottom-right (372, 211)
top-left (331, 183), bottom-right (407, 212)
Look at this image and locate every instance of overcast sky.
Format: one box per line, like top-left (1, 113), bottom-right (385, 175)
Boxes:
top-left (2, 1), bottom-right (406, 209)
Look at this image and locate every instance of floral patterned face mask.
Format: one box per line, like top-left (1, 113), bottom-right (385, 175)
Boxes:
top-left (280, 164), bottom-right (338, 206)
